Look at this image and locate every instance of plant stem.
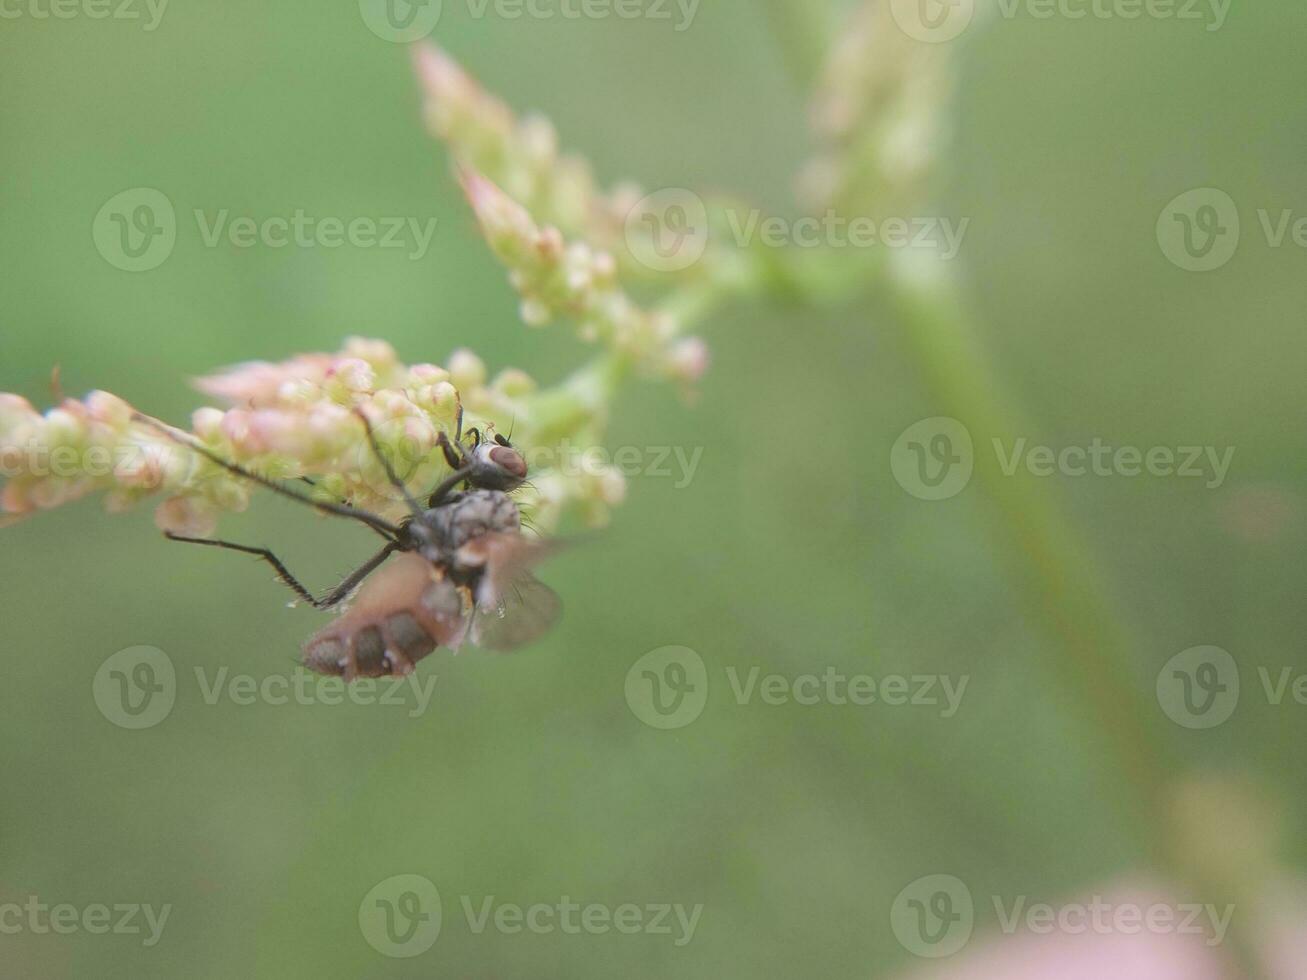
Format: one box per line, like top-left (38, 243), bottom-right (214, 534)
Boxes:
top-left (761, 0), bottom-right (831, 90)
top-left (886, 251), bottom-right (1267, 980)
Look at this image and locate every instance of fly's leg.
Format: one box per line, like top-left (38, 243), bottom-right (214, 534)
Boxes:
top-left (165, 534), bottom-right (398, 609)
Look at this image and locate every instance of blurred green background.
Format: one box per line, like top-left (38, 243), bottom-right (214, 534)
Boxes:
top-left (2, 1), bottom-right (1305, 977)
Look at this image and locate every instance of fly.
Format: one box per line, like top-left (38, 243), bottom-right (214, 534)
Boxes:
top-left (135, 404), bottom-right (560, 682)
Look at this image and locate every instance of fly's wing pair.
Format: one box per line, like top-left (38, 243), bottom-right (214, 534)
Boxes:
top-left (458, 533), bottom-right (563, 652)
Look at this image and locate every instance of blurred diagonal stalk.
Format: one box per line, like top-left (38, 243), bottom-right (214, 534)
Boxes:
top-left (889, 255), bottom-right (1167, 820)
top-left (762, 0), bottom-right (831, 89)
top-left (887, 253), bottom-right (1269, 980)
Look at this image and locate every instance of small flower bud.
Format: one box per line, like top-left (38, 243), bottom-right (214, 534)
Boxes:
top-left (154, 496), bottom-right (219, 538)
top-left (447, 349), bottom-right (487, 390)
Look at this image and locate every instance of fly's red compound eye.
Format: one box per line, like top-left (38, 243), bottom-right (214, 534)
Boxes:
top-left (488, 444), bottom-right (527, 480)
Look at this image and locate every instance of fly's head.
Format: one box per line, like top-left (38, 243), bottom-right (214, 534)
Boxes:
top-left (470, 434), bottom-right (528, 492)
top-left (440, 423), bottom-right (528, 494)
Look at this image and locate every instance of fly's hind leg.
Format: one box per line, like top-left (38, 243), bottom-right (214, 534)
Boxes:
top-left (165, 534), bottom-right (398, 610)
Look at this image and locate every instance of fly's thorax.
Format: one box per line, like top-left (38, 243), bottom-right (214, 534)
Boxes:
top-left (426, 490), bottom-right (521, 552)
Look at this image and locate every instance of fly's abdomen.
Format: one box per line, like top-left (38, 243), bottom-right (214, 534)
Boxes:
top-left (302, 614), bottom-right (437, 680)
top-left (301, 573), bottom-right (469, 679)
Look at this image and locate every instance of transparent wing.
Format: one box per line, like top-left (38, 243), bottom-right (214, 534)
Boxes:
top-left (471, 573), bottom-right (562, 652)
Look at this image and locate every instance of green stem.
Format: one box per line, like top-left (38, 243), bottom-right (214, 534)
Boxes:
top-left (886, 252), bottom-right (1267, 980)
top-left (761, 0), bottom-right (831, 91)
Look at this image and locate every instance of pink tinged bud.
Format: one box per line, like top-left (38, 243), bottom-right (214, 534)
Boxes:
top-left (210, 478), bottom-right (251, 513)
top-left (448, 349), bottom-right (487, 390)
top-left (412, 43), bottom-right (470, 113)
top-left (275, 378), bottom-right (320, 407)
top-left (428, 382), bottom-right (460, 415)
top-left (344, 336), bottom-right (398, 371)
top-left (2, 479), bottom-right (34, 514)
top-left (566, 266), bottom-right (593, 293)
top-left (114, 442), bottom-right (165, 490)
top-left (219, 410), bottom-right (259, 455)
top-left (307, 402), bottom-right (353, 448)
top-left (193, 360), bottom-right (279, 405)
top-left (28, 478), bottom-right (81, 511)
top-left (325, 358), bottom-right (376, 399)
top-left (194, 354), bottom-right (333, 407)
top-left (595, 467), bottom-right (627, 507)
top-left (591, 251), bottom-right (617, 281)
top-left (400, 417), bottom-right (438, 459)
top-left (520, 299), bottom-right (552, 327)
top-left (492, 369), bottom-right (537, 398)
top-left (461, 170), bottom-right (537, 252)
top-left (667, 337), bottom-right (711, 384)
top-left (537, 226), bottom-right (565, 260)
top-left (246, 410), bottom-right (308, 458)
top-left (103, 489), bottom-right (138, 514)
top-left (518, 114), bottom-right (560, 165)
top-left (44, 407), bottom-right (87, 446)
top-left (0, 393), bottom-right (36, 422)
top-left (190, 407), bottom-right (226, 442)
top-left (0, 394), bottom-right (38, 448)
top-left (85, 391), bottom-right (133, 430)
top-left (154, 496), bottom-right (218, 538)
top-left (371, 389), bottom-right (420, 419)
top-left (407, 363), bottom-right (450, 386)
